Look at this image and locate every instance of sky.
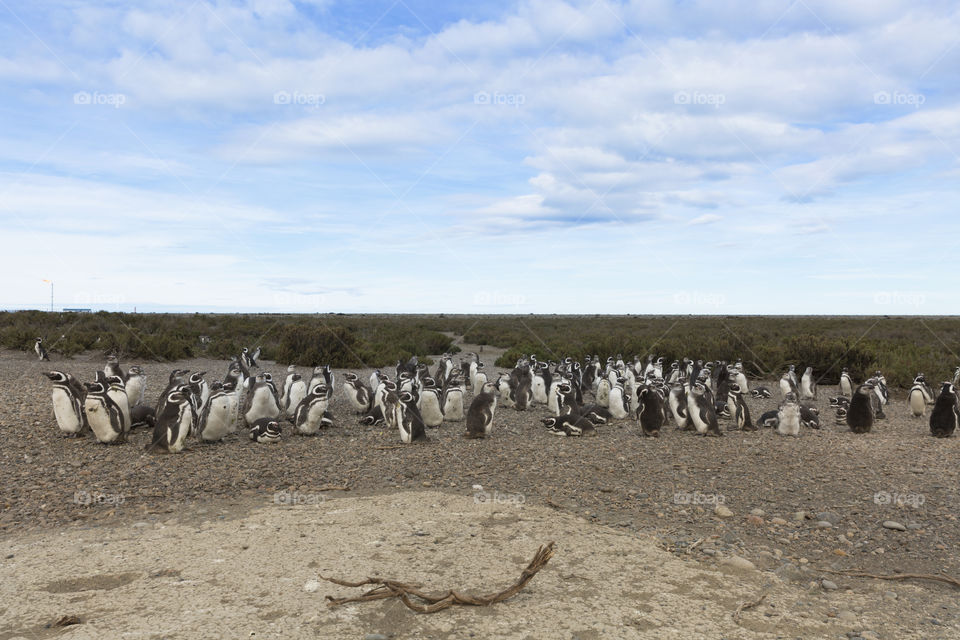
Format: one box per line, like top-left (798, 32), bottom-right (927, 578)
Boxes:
top-left (1, 0), bottom-right (958, 314)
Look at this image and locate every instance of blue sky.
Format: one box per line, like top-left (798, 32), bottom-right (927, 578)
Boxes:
top-left (1, 0), bottom-right (958, 314)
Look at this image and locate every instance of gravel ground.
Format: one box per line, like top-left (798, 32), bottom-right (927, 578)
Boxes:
top-left (3, 344), bottom-right (960, 638)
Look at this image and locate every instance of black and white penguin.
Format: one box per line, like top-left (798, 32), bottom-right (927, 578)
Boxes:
top-left (282, 374), bottom-right (307, 420)
top-left (103, 355), bottom-right (125, 380)
top-left (103, 374), bottom-right (131, 436)
top-left (847, 383), bottom-right (875, 434)
top-left (751, 387), bottom-right (772, 399)
top-left (636, 386), bottom-right (664, 437)
top-left (908, 378), bottom-right (928, 418)
top-left (129, 403), bottom-right (156, 430)
top-left (687, 382), bottom-right (721, 436)
top-left (279, 365), bottom-right (297, 409)
top-left (43, 371), bottom-right (87, 437)
top-left (757, 410), bottom-right (780, 429)
top-left (249, 418), bottom-right (282, 443)
top-left (34, 337), bottom-right (50, 361)
top-left (124, 365), bottom-right (145, 410)
top-left (343, 372), bottom-right (373, 413)
top-left (419, 386), bottom-right (444, 428)
top-left (929, 382), bottom-right (959, 438)
top-left (471, 363), bottom-right (488, 396)
top-left (197, 382), bottom-right (237, 443)
top-left (727, 383), bottom-right (754, 431)
top-left (514, 375), bottom-right (532, 411)
top-left (359, 404), bottom-right (385, 426)
top-left (607, 379), bottom-right (630, 420)
top-left (146, 388), bottom-right (194, 453)
top-left (224, 361), bottom-right (245, 395)
top-left (243, 374), bottom-right (280, 426)
top-left (188, 371), bottom-right (209, 417)
top-left (542, 414), bottom-right (595, 437)
top-left (441, 380), bottom-right (465, 421)
top-left (776, 393), bottom-right (801, 436)
top-left (83, 381), bottom-right (127, 443)
top-left (779, 370), bottom-right (800, 399)
top-left (397, 390), bottom-right (427, 443)
top-left (292, 384), bottom-right (330, 435)
top-left (667, 382), bottom-right (690, 429)
top-left (800, 366), bottom-right (817, 400)
top-left (839, 368), bottom-right (854, 397)
top-left (464, 381), bottom-right (497, 439)
top-left (834, 406), bottom-right (847, 426)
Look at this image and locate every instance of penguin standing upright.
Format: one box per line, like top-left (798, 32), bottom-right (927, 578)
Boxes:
top-left (418, 386), bottom-right (444, 428)
top-left (728, 383), bottom-right (755, 431)
top-left (464, 381), bottom-right (497, 439)
top-left (908, 378), bottom-right (928, 418)
top-left (779, 370), bottom-right (800, 399)
top-left (777, 393), bottom-right (801, 436)
top-left (839, 368), bottom-right (853, 397)
top-left (687, 382), bottom-right (721, 436)
top-left (292, 384), bottom-right (330, 435)
top-left (103, 374), bottom-right (131, 436)
top-left (929, 382), bottom-right (960, 438)
top-left (279, 365), bottom-right (297, 409)
top-left (396, 391), bottom-right (427, 443)
top-left (282, 374), bottom-right (307, 420)
top-left (636, 386), bottom-right (664, 437)
top-left (800, 366), bottom-right (817, 400)
top-left (667, 382), bottom-right (690, 430)
top-left (197, 381), bottom-right (238, 443)
top-left (847, 383), bottom-right (875, 434)
top-left (343, 372), bottom-right (373, 413)
top-left (147, 388), bottom-right (194, 452)
top-left (43, 371), bottom-right (87, 437)
top-left (441, 380), bottom-right (465, 421)
top-left (607, 379), bottom-right (629, 420)
top-left (83, 381), bottom-right (127, 443)
top-left (514, 375), bottom-right (532, 411)
top-left (124, 365), bottom-right (146, 410)
top-left (243, 374), bottom-right (280, 426)
top-left (34, 337), bottom-right (50, 361)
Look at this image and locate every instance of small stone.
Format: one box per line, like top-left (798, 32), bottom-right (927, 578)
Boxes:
top-left (746, 515), bottom-right (764, 526)
top-left (774, 562), bottom-right (805, 582)
top-left (793, 511), bottom-right (808, 522)
top-left (883, 591), bottom-right (898, 600)
top-left (817, 511), bottom-right (841, 525)
top-left (750, 508), bottom-right (766, 517)
top-left (799, 557), bottom-right (809, 564)
top-left (364, 635), bottom-right (389, 640)
top-left (303, 580), bottom-right (320, 593)
top-left (821, 579), bottom-right (838, 591)
top-left (907, 522), bottom-right (922, 530)
top-left (714, 505), bottom-right (733, 518)
top-left (837, 610), bottom-right (857, 622)
top-left (770, 517), bottom-right (787, 525)
top-left (882, 521), bottom-right (906, 531)
top-left (722, 556), bottom-right (756, 571)
top-left (838, 534), bottom-right (852, 546)
top-left (815, 521), bottom-right (834, 529)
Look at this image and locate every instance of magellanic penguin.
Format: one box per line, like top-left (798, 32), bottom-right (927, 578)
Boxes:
top-left (667, 382), bottom-right (690, 430)
top-left (607, 379), bottom-right (630, 420)
top-left (799, 366), bottom-right (817, 400)
top-left (636, 386), bottom-right (664, 437)
top-left (292, 384), bottom-right (330, 435)
top-left (779, 370), bottom-right (800, 399)
top-left (419, 386), bottom-right (444, 428)
top-left (441, 380), bottom-right (465, 421)
top-left (243, 374), bottom-right (280, 426)
top-left (727, 383), bottom-right (755, 431)
top-left (249, 418), bottom-right (282, 443)
top-left (130, 403), bottom-right (156, 430)
top-left (471, 364), bottom-right (488, 396)
top-left (514, 374), bottom-right (532, 411)
top-left (757, 410), bottom-right (780, 429)
top-left (43, 371), bottom-right (87, 437)
top-left (542, 414), bottom-right (595, 437)
top-left (83, 381), bottom-right (127, 443)
top-left (197, 381), bottom-right (238, 443)
top-left (35, 337), bottom-right (50, 361)
top-left (103, 355), bottom-right (125, 381)
top-left (124, 365), bottom-right (146, 410)
top-left (929, 382), bottom-right (960, 438)
top-left (343, 372), bottom-right (372, 413)
top-left (847, 383), bottom-right (875, 434)
top-left (146, 387), bottom-right (194, 453)
top-left (279, 364), bottom-right (297, 409)
top-left (687, 382), bottom-right (721, 436)
top-left (464, 381), bottom-right (497, 439)
top-left (908, 378), bottom-right (928, 418)
top-left (839, 368), bottom-right (853, 397)
top-left (777, 393), bottom-right (801, 436)
top-left (309, 364), bottom-right (335, 399)
top-left (282, 374), bottom-right (307, 420)
top-left (750, 386), bottom-right (772, 399)
top-left (397, 390), bottom-right (427, 443)
top-left (103, 374), bottom-right (131, 437)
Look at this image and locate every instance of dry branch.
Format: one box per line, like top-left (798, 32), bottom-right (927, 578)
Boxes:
top-left (322, 541), bottom-right (555, 613)
top-left (822, 569), bottom-right (960, 589)
top-left (733, 592), bottom-right (767, 621)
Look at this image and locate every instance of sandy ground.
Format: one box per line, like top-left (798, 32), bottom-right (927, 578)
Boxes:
top-left (0, 490), bottom-right (939, 640)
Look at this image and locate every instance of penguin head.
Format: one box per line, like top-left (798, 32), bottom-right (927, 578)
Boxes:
top-left (940, 382), bottom-right (956, 396)
top-left (728, 383), bottom-right (741, 395)
top-left (481, 381), bottom-right (496, 395)
top-left (44, 371), bottom-right (66, 382)
top-left (310, 383), bottom-right (328, 396)
top-left (128, 365), bottom-right (143, 375)
top-left (189, 372), bottom-right (205, 384)
top-left (344, 372), bottom-right (358, 382)
top-left (84, 381), bottom-right (105, 393)
top-left (291, 373), bottom-right (302, 381)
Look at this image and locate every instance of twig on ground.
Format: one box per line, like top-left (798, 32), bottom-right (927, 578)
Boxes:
top-left (733, 592), bottom-right (767, 621)
top-left (822, 569), bottom-right (960, 589)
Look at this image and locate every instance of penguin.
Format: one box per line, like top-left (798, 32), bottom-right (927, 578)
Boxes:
top-left (360, 403), bottom-right (385, 426)
top-left (757, 410), bottom-right (780, 429)
top-left (607, 380), bottom-right (630, 420)
top-left (188, 371), bottom-right (209, 417)
top-left (847, 383), bottom-right (875, 434)
top-left (224, 361), bottom-right (245, 394)
top-left (595, 377), bottom-right (611, 407)
top-left (320, 364), bottom-right (335, 399)
top-left (667, 382), bottom-right (690, 430)
top-left (83, 381), bottom-right (127, 443)
top-left (727, 383), bottom-right (755, 431)
top-left (103, 374), bottom-right (131, 435)
top-left (471, 365), bottom-right (488, 396)
top-left (531, 367), bottom-right (549, 405)
top-left (397, 390), bottom-right (427, 443)
top-left (799, 404), bottom-right (820, 429)
top-left (343, 372), bottom-right (373, 413)
top-left (292, 384), bottom-right (329, 435)
top-left (542, 414), bottom-right (595, 437)
top-left (146, 388), bottom-right (194, 453)
top-left (34, 337), bottom-right (50, 361)
top-left (929, 382), bottom-right (960, 438)
top-left (249, 418), bottom-right (282, 443)
top-left (799, 366), bottom-right (817, 400)
top-left (441, 381), bottom-right (465, 421)
top-left (829, 396), bottom-right (850, 408)
top-left (243, 374), bottom-right (280, 426)
top-left (636, 386), bottom-right (664, 437)
top-left (43, 371), bottom-right (87, 437)
top-left (751, 387), bottom-right (772, 399)
top-left (103, 355), bottom-right (125, 380)
top-left (124, 365), bottom-right (146, 410)
top-left (196, 381), bottom-right (237, 442)
top-left (279, 365), bottom-right (297, 409)
top-left (282, 374), bottom-right (307, 420)
top-left (839, 368), bottom-right (854, 397)
top-left (777, 393), bottom-right (801, 436)
top-left (579, 404), bottom-right (613, 425)
top-left (834, 407), bottom-right (847, 426)
top-left (495, 374), bottom-right (515, 408)
top-left (129, 404), bottom-right (156, 430)
top-left (464, 381), bottom-right (497, 439)
top-left (779, 370), bottom-right (800, 399)
top-left (687, 382), bottom-right (721, 436)
top-left (419, 386), bottom-right (444, 428)
top-left (908, 380), bottom-right (928, 418)
top-left (514, 375), bottom-right (532, 411)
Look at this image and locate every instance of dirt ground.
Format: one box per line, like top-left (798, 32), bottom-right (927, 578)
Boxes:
top-left (2, 344), bottom-right (960, 638)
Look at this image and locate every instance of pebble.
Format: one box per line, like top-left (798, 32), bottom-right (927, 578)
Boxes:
top-left (793, 511), bottom-right (808, 522)
top-left (722, 556), bottom-right (756, 571)
top-left (774, 562), bottom-right (806, 582)
top-left (815, 521), bottom-right (834, 529)
top-left (750, 508), bottom-right (765, 517)
top-left (883, 591), bottom-right (898, 601)
top-left (364, 635), bottom-right (389, 640)
top-left (817, 511), bottom-right (840, 525)
top-left (882, 521), bottom-right (907, 531)
top-left (770, 517), bottom-right (787, 525)
top-left (907, 522), bottom-right (923, 530)
top-left (714, 505), bottom-right (733, 518)
top-left (837, 610), bottom-right (857, 622)
top-left (821, 579), bottom-right (838, 591)
top-left (302, 579), bottom-right (320, 593)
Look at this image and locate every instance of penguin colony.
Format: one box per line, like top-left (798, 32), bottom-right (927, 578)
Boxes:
top-left (40, 345), bottom-right (960, 451)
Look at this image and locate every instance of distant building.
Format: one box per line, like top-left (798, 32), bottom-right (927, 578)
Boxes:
top-left (62, 308), bottom-right (92, 313)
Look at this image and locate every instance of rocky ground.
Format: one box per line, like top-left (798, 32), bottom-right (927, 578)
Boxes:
top-left (2, 344), bottom-right (960, 639)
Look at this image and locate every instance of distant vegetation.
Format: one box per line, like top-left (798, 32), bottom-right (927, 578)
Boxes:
top-left (2, 311), bottom-right (958, 388)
